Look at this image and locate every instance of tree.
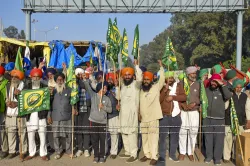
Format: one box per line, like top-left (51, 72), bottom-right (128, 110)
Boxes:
top-left (18, 30), bottom-right (26, 39)
top-left (3, 26), bottom-right (18, 38)
top-left (140, 8), bottom-right (250, 70)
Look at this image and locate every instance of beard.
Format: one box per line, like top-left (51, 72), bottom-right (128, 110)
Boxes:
top-left (188, 76), bottom-right (196, 82)
top-left (0, 76), bottom-right (3, 81)
top-left (123, 77), bottom-right (134, 86)
top-left (142, 82), bottom-right (152, 92)
top-left (32, 80), bottom-right (41, 89)
top-left (209, 85), bottom-right (218, 91)
top-left (48, 78), bottom-right (56, 87)
top-left (107, 83), bottom-right (114, 91)
top-left (55, 83), bottom-right (65, 94)
top-left (11, 79), bottom-right (20, 88)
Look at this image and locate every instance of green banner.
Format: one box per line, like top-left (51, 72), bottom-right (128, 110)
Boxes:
top-left (18, 87), bottom-right (50, 116)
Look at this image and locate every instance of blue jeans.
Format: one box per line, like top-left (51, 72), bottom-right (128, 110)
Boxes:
top-left (159, 115), bottom-right (181, 159)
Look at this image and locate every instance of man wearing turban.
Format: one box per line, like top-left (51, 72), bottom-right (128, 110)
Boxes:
top-left (0, 66), bottom-right (9, 159)
top-left (158, 70), bottom-right (186, 163)
top-left (179, 66), bottom-right (200, 162)
top-left (104, 72), bottom-right (120, 159)
top-left (138, 61), bottom-right (165, 165)
top-left (48, 72), bottom-right (77, 160)
top-left (23, 68), bottom-right (49, 161)
top-left (45, 67), bottom-right (57, 88)
top-left (203, 74), bottom-right (232, 165)
top-left (198, 68), bottom-right (210, 88)
top-left (5, 69), bottom-right (27, 160)
top-left (117, 60), bottom-right (142, 163)
top-left (223, 79), bottom-right (250, 163)
top-left (74, 68), bottom-right (91, 158)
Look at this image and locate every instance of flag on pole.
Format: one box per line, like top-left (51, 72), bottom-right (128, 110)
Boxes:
top-left (230, 98), bottom-right (240, 135)
top-left (132, 24), bottom-right (139, 59)
top-left (183, 73), bottom-right (190, 103)
top-left (111, 18), bottom-right (121, 66)
top-left (120, 28), bottom-right (128, 66)
top-left (162, 37), bottom-right (178, 70)
top-left (15, 47), bottom-right (24, 72)
top-left (24, 41), bottom-right (30, 60)
top-left (200, 81), bottom-right (208, 118)
top-left (106, 18), bottom-right (113, 56)
top-left (18, 87), bottom-right (50, 116)
top-left (67, 54), bottom-right (79, 105)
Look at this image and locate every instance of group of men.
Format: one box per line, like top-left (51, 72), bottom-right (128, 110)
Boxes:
top-left (0, 59), bottom-right (250, 166)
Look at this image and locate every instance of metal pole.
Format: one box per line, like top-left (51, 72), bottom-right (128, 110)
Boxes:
top-left (236, 11), bottom-right (244, 70)
top-left (25, 11), bottom-right (31, 40)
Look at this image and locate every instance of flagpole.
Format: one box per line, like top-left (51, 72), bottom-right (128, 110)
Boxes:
top-left (236, 124), bottom-right (244, 165)
top-left (137, 48), bottom-right (140, 66)
top-left (99, 44), bottom-right (108, 112)
top-left (199, 106), bottom-right (202, 161)
top-left (118, 53), bottom-right (122, 106)
top-left (18, 117), bottom-right (23, 161)
top-left (71, 106), bottom-right (74, 159)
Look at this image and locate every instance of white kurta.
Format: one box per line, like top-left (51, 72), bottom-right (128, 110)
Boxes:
top-left (119, 66), bottom-right (142, 134)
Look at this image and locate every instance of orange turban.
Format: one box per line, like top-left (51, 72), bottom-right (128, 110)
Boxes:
top-left (10, 70), bottom-right (24, 80)
top-left (122, 67), bottom-right (135, 76)
top-left (30, 68), bottom-right (43, 78)
top-left (106, 73), bottom-right (116, 81)
top-left (143, 71), bottom-right (154, 82)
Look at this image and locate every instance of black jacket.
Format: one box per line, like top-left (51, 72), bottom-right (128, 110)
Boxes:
top-left (107, 91), bottom-right (119, 119)
top-left (225, 92), bottom-right (247, 125)
top-left (206, 85), bottom-right (233, 118)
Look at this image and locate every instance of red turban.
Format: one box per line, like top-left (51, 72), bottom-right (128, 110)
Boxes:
top-left (210, 74), bottom-right (222, 82)
top-left (143, 71), bottom-right (154, 82)
top-left (30, 68), bottom-right (43, 78)
top-left (122, 67), bottom-right (134, 76)
top-left (0, 66), bottom-right (5, 75)
top-left (106, 73), bottom-right (116, 81)
top-left (10, 70), bottom-right (24, 80)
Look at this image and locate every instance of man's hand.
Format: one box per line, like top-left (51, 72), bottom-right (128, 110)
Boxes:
top-left (6, 101), bottom-right (11, 107)
top-left (138, 113), bottom-right (142, 122)
top-left (246, 120), bottom-right (250, 129)
top-left (72, 108), bottom-right (78, 115)
top-left (99, 103), bottom-right (104, 110)
top-left (116, 104), bottom-right (120, 111)
top-left (166, 96), bottom-right (173, 102)
top-left (47, 117), bottom-right (53, 125)
top-left (187, 103), bottom-right (196, 110)
top-left (134, 59), bottom-right (138, 66)
top-left (114, 80), bottom-right (119, 87)
top-left (214, 79), bottom-right (224, 86)
top-left (158, 60), bottom-right (163, 67)
top-left (9, 102), bottom-right (17, 108)
top-left (14, 89), bottom-right (21, 95)
top-left (62, 62), bottom-right (67, 70)
top-left (39, 61), bottom-right (45, 69)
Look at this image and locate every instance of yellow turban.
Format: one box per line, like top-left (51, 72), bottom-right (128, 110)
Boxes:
top-left (122, 67), bottom-right (135, 76)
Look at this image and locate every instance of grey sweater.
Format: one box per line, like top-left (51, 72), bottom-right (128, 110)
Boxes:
top-left (82, 80), bottom-right (112, 124)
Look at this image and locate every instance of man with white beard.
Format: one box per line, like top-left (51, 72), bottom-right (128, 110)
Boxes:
top-left (5, 69), bottom-right (27, 160)
top-left (44, 68), bottom-right (57, 88)
top-left (48, 72), bottom-right (77, 159)
top-left (23, 68), bottom-right (49, 161)
top-left (179, 66), bottom-right (200, 162)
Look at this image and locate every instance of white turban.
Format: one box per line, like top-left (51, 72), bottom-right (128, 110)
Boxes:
top-left (186, 66), bottom-right (197, 75)
top-left (75, 68), bottom-right (85, 75)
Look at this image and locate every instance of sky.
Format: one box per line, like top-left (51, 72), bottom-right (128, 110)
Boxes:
top-left (0, 0), bottom-right (171, 49)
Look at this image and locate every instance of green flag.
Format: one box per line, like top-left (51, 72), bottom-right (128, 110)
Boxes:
top-left (132, 24), bottom-right (139, 59)
top-left (120, 28), bottom-right (128, 66)
top-left (230, 98), bottom-right (240, 135)
top-left (15, 47), bottom-right (24, 72)
top-left (200, 81), bottom-right (208, 118)
top-left (183, 73), bottom-right (190, 103)
top-left (67, 54), bottom-right (79, 105)
top-left (111, 18), bottom-right (121, 66)
top-left (162, 37), bottom-right (178, 70)
top-left (18, 88), bottom-right (50, 116)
